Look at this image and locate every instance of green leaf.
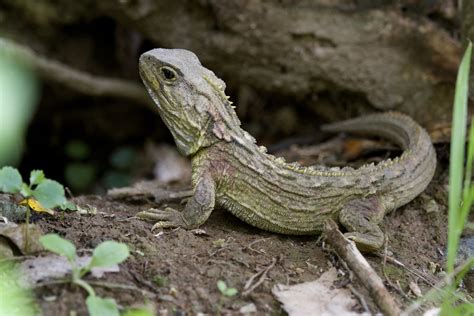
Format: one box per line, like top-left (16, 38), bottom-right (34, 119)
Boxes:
top-left (447, 41), bottom-right (472, 273)
top-left (225, 288), bottom-right (238, 297)
top-left (217, 280), bottom-right (227, 294)
top-left (29, 170), bottom-right (45, 186)
top-left (39, 234), bottom-right (76, 262)
top-left (449, 302), bottom-right (474, 316)
top-left (32, 179), bottom-right (67, 208)
top-left (59, 201), bottom-right (77, 211)
top-left (86, 296), bottom-right (119, 316)
top-left (464, 115), bottom-right (474, 198)
top-left (0, 262), bottom-right (39, 316)
top-left (122, 308), bottom-right (155, 316)
top-left (20, 182), bottom-right (33, 197)
top-left (0, 166), bottom-right (23, 193)
top-left (90, 241), bottom-right (129, 268)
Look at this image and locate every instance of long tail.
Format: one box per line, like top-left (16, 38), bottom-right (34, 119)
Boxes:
top-left (322, 112), bottom-right (437, 210)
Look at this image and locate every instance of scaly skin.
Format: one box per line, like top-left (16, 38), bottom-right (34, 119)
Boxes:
top-left (137, 48), bottom-right (437, 251)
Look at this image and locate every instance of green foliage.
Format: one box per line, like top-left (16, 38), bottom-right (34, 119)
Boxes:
top-left (122, 307), bottom-right (155, 316)
top-left (0, 166), bottom-right (70, 209)
top-left (217, 280), bottom-right (238, 297)
top-left (0, 48), bottom-right (39, 166)
top-left (40, 234), bottom-right (130, 279)
top-left (405, 40), bottom-right (474, 316)
top-left (29, 170), bottom-right (45, 186)
top-left (39, 234), bottom-right (77, 262)
top-left (152, 275), bottom-right (168, 287)
top-left (0, 262), bottom-right (38, 316)
top-left (86, 296), bottom-right (120, 316)
top-left (443, 301), bottom-right (474, 316)
top-left (39, 234), bottom-right (130, 316)
top-left (447, 41), bottom-right (473, 273)
top-left (0, 166), bottom-right (22, 193)
top-left (32, 179), bottom-right (67, 209)
top-left (89, 241), bottom-right (130, 269)
top-left (442, 39), bottom-right (474, 316)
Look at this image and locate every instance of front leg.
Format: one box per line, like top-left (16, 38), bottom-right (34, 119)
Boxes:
top-left (137, 173), bottom-right (216, 230)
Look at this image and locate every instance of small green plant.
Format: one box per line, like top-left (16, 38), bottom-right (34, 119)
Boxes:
top-left (216, 280), bottom-right (238, 315)
top-left (39, 233), bottom-right (130, 316)
top-left (217, 280), bottom-right (238, 297)
top-left (0, 166), bottom-right (72, 209)
top-left (0, 261), bottom-right (38, 316)
top-left (405, 42), bottom-right (474, 315)
top-left (122, 307), bottom-right (155, 316)
top-left (441, 40), bottom-right (474, 315)
top-left (152, 275), bottom-right (168, 287)
top-left (0, 167), bottom-right (73, 252)
top-left (446, 42), bottom-right (474, 275)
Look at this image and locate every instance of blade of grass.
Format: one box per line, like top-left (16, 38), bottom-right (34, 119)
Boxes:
top-left (464, 116), bottom-right (473, 197)
top-left (459, 116), bottom-right (474, 229)
top-left (447, 41), bottom-right (472, 273)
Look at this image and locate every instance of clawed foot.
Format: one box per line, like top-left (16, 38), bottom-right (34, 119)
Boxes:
top-left (344, 232), bottom-right (384, 253)
top-left (136, 207), bottom-right (187, 231)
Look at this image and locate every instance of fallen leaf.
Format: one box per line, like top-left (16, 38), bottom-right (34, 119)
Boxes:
top-left (408, 280), bottom-right (422, 297)
top-left (19, 255), bottom-right (119, 287)
top-left (273, 268), bottom-right (365, 316)
top-left (20, 197), bottom-right (54, 215)
top-left (0, 222), bottom-right (44, 254)
top-left (239, 303), bottom-right (257, 314)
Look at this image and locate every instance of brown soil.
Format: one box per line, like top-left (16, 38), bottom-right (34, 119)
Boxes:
top-left (29, 145), bottom-right (452, 315)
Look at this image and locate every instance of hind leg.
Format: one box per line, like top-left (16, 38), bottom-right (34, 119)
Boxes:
top-left (338, 196), bottom-right (386, 252)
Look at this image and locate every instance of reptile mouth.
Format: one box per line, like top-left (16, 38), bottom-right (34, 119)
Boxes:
top-left (139, 56), bottom-right (164, 109)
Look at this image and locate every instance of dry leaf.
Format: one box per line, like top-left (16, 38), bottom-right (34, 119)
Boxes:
top-left (0, 222), bottom-right (44, 254)
top-left (273, 268), bottom-right (367, 316)
top-left (408, 280), bottom-right (422, 297)
top-left (19, 255), bottom-right (119, 287)
top-left (20, 197), bottom-right (54, 215)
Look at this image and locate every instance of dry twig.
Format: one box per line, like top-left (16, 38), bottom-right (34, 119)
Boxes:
top-left (243, 257), bottom-right (277, 296)
top-left (243, 237), bottom-right (270, 255)
top-left (0, 38), bottom-right (153, 110)
top-left (323, 219), bottom-right (401, 316)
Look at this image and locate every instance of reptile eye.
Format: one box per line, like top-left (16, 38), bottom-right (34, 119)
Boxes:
top-left (160, 66), bottom-right (177, 81)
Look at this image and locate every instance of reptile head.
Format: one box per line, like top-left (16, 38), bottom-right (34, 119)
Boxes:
top-left (139, 48), bottom-right (241, 156)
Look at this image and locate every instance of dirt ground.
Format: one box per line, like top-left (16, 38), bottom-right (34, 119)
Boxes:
top-left (18, 141), bottom-right (460, 316)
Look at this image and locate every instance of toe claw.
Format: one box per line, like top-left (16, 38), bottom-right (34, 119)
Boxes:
top-left (151, 221), bottom-right (177, 231)
top-left (137, 207), bottom-right (186, 231)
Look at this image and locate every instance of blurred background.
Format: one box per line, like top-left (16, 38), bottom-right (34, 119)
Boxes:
top-left (0, 0), bottom-right (470, 194)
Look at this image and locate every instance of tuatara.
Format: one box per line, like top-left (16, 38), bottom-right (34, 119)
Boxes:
top-left (137, 48), bottom-right (436, 251)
